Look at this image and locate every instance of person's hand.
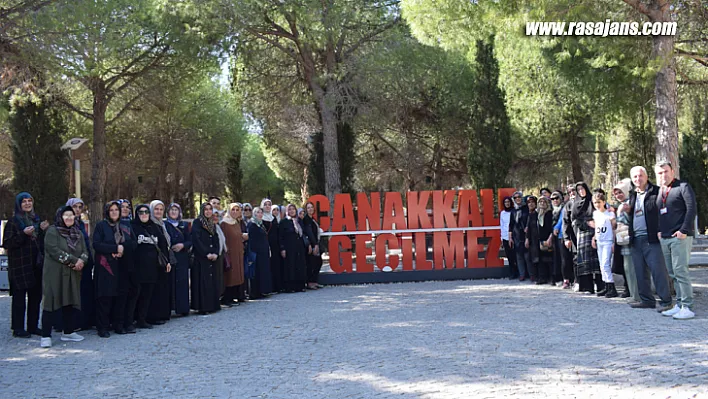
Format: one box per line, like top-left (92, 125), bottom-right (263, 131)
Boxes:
top-left (565, 240), bottom-right (572, 250)
top-left (611, 245), bottom-right (615, 253)
top-left (23, 226), bottom-right (35, 236)
top-left (673, 231), bottom-right (687, 240)
top-left (524, 227), bottom-right (528, 234)
top-left (545, 238), bottom-right (552, 248)
top-left (314, 245), bottom-right (319, 255)
top-left (117, 245), bottom-right (124, 254)
top-left (587, 220), bottom-right (595, 229)
top-left (172, 243), bottom-right (184, 252)
top-left (281, 250), bottom-right (286, 258)
top-left (166, 263), bottom-right (172, 273)
top-left (40, 221), bottom-right (49, 231)
top-left (509, 237), bottom-right (514, 248)
top-left (591, 240), bottom-right (597, 249)
top-left (242, 233), bottom-right (249, 240)
top-left (553, 228), bottom-right (559, 236)
top-left (658, 232), bottom-right (662, 241)
top-left (618, 203), bottom-right (628, 213)
top-left (74, 259), bottom-right (85, 271)
top-left (524, 239), bottom-right (529, 249)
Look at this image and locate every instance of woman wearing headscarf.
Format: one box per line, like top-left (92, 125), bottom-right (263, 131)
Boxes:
top-left (279, 204), bottom-right (308, 293)
top-left (38, 206), bottom-right (88, 347)
top-left (146, 200), bottom-right (175, 324)
top-left (118, 199), bottom-right (133, 222)
top-left (247, 207), bottom-right (274, 298)
top-left (567, 182), bottom-right (604, 294)
top-left (165, 203), bottom-right (192, 316)
top-left (271, 206), bottom-right (281, 223)
top-left (613, 178), bottom-right (639, 301)
top-left (2, 192), bottom-right (49, 338)
top-left (551, 190), bottom-right (573, 288)
top-left (221, 203), bottom-right (247, 305)
top-left (500, 196), bottom-right (518, 280)
top-left (190, 203), bottom-right (222, 314)
top-left (303, 201), bottom-right (323, 290)
top-left (93, 201), bottom-right (136, 337)
top-left (534, 196), bottom-right (554, 285)
top-left (242, 203), bottom-right (253, 225)
top-left (261, 198), bottom-right (283, 293)
top-left (62, 198), bottom-right (95, 332)
top-left (212, 208), bottom-right (227, 306)
top-left (524, 196), bottom-right (540, 282)
top-left (509, 191), bottom-right (530, 281)
top-left (131, 204), bottom-right (172, 328)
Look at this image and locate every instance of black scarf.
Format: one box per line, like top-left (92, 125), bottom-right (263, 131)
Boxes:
top-left (571, 182), bottom-right (593, 219)
top-left (54, 206), bottom-right (81, 251)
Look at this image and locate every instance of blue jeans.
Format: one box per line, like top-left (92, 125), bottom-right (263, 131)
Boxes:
top-left (631, 235), bottom-right (672, 307)
top-left (660, 236), bottom-right (694, 309)
top-left (515, 250), bottom-right (530, 278)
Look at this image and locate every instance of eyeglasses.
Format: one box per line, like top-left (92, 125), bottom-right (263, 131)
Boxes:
top-left (137, 210), bottom-right (150, 215)
top-left (513, 196), bottom-right (521, 199)
top-left (551, 197), bottom-right (560, 200)
top-left (62, 214), bottom-right (75, 219)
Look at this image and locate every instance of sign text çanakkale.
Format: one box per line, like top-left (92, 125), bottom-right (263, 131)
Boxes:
top-left (307, 188), bottom-right (516, 274)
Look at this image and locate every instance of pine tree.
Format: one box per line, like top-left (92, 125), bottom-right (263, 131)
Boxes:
top-left (226, 150), bottom-right (243, 201)
top-left (680, 99), bottom-right (708, 232)
top-left (9, 99), bottom-right (69, 220)
top-left (467, 36), bottom-right (512, 190)
top-left (308, 121), bottom-right (356, 197)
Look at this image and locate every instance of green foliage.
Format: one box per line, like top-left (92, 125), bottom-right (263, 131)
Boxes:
top-left (680, 97), bottom-right (708, 231)
top-left (239, 133), bottom-right (285, 205)
top-left (8, 98), bottom-right (69, 219)
top-left (467, 37), bottom-right (512, 189)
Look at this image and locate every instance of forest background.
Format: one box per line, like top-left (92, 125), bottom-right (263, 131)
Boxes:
top-left (1, 0), bottom-right (706, 231)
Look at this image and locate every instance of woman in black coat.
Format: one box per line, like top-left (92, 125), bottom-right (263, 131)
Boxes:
top-left (279, 204), bottom-right (307, 293)
top-left (165, 203), bottom-right (192, 316)
top-left (190, 203), bottom-right (221, 314)
top-left (260, 198), bottom-right (283, 293)
top-left (247, 207), bottom-right (273, 299)
top-left (93, 201), bottom-right (136, 337)
top-left (303, 201), bottom-right (323, 290)
top-left (131, 204), bottom-right (172, 329)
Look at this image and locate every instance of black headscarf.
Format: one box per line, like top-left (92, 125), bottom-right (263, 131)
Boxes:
top-left (571, 181), bottom-right (593, 219)
top-left (502, 196), bottom-right (514, 212)
top-left (132, 204), bottom-right (154, 227)
top-left (54, 206), bottom-right (81, 251)
top-left (104, 201), bottom-right (125, 245)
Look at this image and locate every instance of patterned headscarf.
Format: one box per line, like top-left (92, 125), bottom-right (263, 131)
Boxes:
top-left (118, 199), bottom-right (132, 221)
top-left (198, 203), bottom-right (216, 235)
top-left (54, 206), bottom-right (81, 251)
top-left (286, 204), bottom-right (302, 236)
top-left (104, 201), bottom-right (125, 245)
top-left (149, 200), bottom-right (171, 247)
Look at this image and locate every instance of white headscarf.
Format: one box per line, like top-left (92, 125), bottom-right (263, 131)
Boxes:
top-left (260, 198), bottom-right (274, 222)
top-left (149, 200), bottom-right (170, 247)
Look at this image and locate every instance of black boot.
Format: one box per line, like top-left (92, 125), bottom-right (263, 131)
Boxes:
top-left (605, 283), bottom-right (618, 298)
top-left (596, 287), bottom-right (608, 297)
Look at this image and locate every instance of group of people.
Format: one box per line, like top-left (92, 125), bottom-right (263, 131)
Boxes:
top-left (500, 161), bottom-right (698, 320)
top-left (3, 194), bottom-right (324, 348)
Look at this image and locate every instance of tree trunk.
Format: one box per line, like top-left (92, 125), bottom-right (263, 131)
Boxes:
top-left (89, 81), bottom-right (109, 232)
top-left (652, 32), bottom-right (680, 178)
top-left (568, 131), bottom-right (583, 183)
top-left (311, 78), bottom-right (342, 206)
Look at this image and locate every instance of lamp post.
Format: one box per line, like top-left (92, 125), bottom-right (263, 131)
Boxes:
top-left (61, 138), bottom-right (89, 199)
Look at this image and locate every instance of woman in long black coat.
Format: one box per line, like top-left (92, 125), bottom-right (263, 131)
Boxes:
top-left (190, 203), bottom-right (221, 314)
top-left (93, 201), bottom-right (136, 337)
top-left (247, 207), bottom-right (273, 299)
top-left (146, 200), bottom-right (174, 325)
top-left (303, 201), bottom-right (323, 290)
top-left (279, 204), bottom-right (307, 293)
top-left (131, 204), bottom-right (172, 329)
top-left (260, 198), bottom-right (283, 293)
top-left (165, 203), bottom-right (192, 316)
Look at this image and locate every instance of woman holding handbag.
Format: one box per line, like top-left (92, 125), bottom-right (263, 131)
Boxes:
top-left (131, 204), bottom-right (171, 329)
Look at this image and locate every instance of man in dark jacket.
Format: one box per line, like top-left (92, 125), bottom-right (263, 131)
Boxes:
top-left (654, 161), bottom-right (697, 320)
top-left (624, 166), bottom-right (672, 310)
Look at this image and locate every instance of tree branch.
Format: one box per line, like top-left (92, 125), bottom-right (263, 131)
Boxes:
top-left (58, 98), bottom-right (93, 120)
top-left (621, 0), bottom-right (651, 16)
top-left (104, 39), bottom-right (164, 90)
top-left (343, 17), bottom-right (400, 59)
top-left (106, 91), bottom-right (148, 126)
top-left (676, 49), bottom-right (708, 67)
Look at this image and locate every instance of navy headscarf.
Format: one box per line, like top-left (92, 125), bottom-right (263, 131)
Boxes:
top-left (14, 192), bottom-right (40, 235)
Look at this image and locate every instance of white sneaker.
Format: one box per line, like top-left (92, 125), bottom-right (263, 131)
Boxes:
top-left (673, 306), bottom-right (695, 320)
top-left (40, 337), bottom-right (52, 348)
top-left (61, 332), bottom-right (85, 342)
top-left (572, 283), bottom-right (580, 292)
top-left (661, 304), bottom-right (681, 317)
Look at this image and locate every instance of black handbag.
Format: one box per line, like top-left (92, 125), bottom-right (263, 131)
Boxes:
top-left (151, 241), bottom-right (169, 270)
